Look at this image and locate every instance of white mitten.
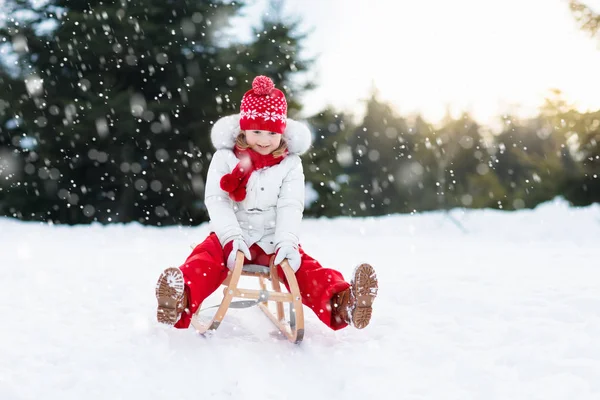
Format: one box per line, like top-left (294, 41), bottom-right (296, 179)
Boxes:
top-left (226, 238), bottom-right (251, 270)
top-left (273, 243), bottom-right (301, 272)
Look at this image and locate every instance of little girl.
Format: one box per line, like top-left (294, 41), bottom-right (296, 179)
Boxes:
top-left (155, 76), bottom-right (378, 331)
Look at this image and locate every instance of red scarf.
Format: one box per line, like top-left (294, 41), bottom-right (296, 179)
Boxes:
top-left (220, 148), bottom-right (288, 202)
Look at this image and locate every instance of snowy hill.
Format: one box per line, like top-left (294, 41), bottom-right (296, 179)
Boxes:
top-left (1, 199), bottom-right (600, 400)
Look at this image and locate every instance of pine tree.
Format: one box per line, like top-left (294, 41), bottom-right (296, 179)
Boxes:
top-left (540, 92), bottom-right (599, 205)
top-left (304, 108), bottom-right (355, 217)
top-left (564, 1), bottom-right (600, 204)
top-left (0, 0), bottom-right (313, 225)
top-left (344, 92), bottom-right (419, 216)
top-left (431, 113), bottom-right (503, 209)
top-left (492, 111), bottom-right (572, 209)
top-left (219, 0), bottom-right (313, 115)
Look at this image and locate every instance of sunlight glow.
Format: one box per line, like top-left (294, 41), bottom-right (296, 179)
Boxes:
top-left (284, 0), bottom-right (600, 125)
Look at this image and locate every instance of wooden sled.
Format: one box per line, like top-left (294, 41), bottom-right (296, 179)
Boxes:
top-left (190, 251), bottom-right (305, 344)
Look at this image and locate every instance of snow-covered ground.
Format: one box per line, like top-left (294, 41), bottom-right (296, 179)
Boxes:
top-left (1, 199), bottom-right (600, 400)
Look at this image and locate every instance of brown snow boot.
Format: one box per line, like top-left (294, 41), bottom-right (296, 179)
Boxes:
top-left (331, 263), bottom-right (378, 329)
top-left (350, 263), bottom-right (378, 329)
top-left (155, 267), bottom-right (188, 325)
top-left (331, 287), bottom-right (353, 326)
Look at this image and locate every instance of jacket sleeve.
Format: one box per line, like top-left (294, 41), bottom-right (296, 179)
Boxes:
top-left (205, 149), bottom-right (243, 246)
top-left (274, 156), bottom-right (305, 248)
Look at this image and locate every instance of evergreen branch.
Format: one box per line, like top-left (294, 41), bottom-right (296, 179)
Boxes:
top-left (568, 0), bottom-right (600, 38)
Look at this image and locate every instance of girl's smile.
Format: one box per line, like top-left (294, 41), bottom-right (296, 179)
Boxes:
top-left (244, 130), bottom-right (282, 155)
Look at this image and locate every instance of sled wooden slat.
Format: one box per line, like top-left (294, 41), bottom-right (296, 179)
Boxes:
top-left (229, 288), bottom-right (292, 302)
top-left (277, 259), bottom-right (304, 343)
top-left (190, 251), bottom-right (245, 333)
top-left (259, 259), bottom-right (304, 343)
top-left (270, 261), bottom-right (286, 321)
top-left (258, 276), bottom-right (268, 298)
top-left (257, 302), bottom-right (303, 343)
top-left (191, 251), bottom-right (305, 344)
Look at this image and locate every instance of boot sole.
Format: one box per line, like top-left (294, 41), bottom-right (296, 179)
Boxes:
top-left (351, 263), bottom-right (378, 329)
top-left (155, 267), bottom-right (185, 325)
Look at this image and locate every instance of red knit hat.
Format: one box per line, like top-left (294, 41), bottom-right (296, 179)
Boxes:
top-left (239, 76), bottom-right (287, 134)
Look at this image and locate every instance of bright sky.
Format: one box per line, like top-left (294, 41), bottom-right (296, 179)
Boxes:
top-left (238, 0), bottom-right (600, 126)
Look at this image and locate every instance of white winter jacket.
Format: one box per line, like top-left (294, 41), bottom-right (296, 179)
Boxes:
top-left (205, 114), bottom-right (313, 254)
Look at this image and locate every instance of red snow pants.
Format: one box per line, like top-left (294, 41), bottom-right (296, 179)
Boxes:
top-left (174, 233), bottom-right (351, 330)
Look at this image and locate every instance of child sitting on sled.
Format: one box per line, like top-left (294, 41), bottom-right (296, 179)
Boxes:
top-left (155, 76), bottom-right (378, 331)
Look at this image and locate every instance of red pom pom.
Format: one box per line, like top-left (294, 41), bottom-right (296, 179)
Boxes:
top-left (230, 187), bottom-right (247, 202)
top-left (252, 76), bottom-right (275, 96)
top-left (220, 174), bottom-right (237, 192)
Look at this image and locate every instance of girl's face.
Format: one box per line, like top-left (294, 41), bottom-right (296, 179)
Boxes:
top-left (244, 130), bottom-right (282, 155)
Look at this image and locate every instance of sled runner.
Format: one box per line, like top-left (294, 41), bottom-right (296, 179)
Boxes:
top-left (190, 251), bottom-right (305, 344)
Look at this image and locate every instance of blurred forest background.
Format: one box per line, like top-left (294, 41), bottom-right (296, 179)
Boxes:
top-left (0, 0), bottom-right (598, 225)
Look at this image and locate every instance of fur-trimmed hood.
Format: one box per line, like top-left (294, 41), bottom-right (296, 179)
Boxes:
top-left (210, 114), bottom-right (312, 155)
